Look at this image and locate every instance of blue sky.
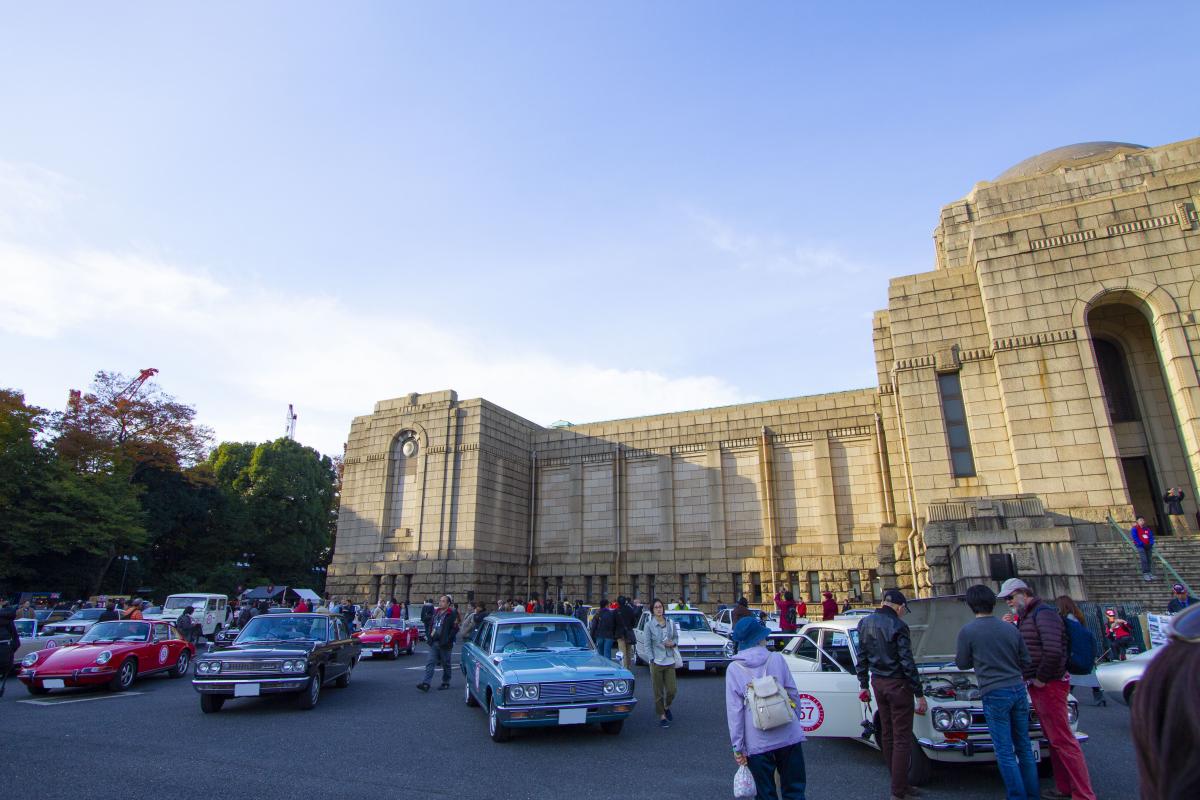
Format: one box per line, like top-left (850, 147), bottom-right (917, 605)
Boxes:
top-left (2, 2), bottom-right (1196, 456)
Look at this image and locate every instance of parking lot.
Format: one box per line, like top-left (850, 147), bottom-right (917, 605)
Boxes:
top-left (1, 644), bottom-right (1140, 800)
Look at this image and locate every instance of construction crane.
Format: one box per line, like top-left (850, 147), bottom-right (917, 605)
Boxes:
top-left (285, 404), bottom-right (297, 439)
top-left (67, 368), bottom-right (158, 412)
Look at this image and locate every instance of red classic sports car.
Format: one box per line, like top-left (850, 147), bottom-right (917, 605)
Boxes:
top-left (19, 619), bottom-right (196, 694)
top-left (352, 618), bottom-right (418, 658)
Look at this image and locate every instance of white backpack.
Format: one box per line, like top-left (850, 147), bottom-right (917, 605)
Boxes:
top-left (742, 667), bottom-right (795, 731)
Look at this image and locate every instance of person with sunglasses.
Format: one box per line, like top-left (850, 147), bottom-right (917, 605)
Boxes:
top-left (1131, 603), bottom-right (1200, 799)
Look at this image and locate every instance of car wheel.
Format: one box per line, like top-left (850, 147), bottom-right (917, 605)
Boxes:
top-left (1123, 683), bottom-right (1137, 705)
top-left (200, 694), bottom-right (225, 713)
top-left (907, 736), bottom-right (933, 786)
top-left (465, 680), bottom-right (479, 707)
top-left (335, 663), bottom-right (352, 688)
top-left (488, 696), bottom-right (511, 742)
top-left (169, 650), bottom-right (190, 678)
top-left (26, 684), bottom-right (50, 696)
top-left (297, 671), bottom-right (322, 709)
top-left (391, 643), bottom-right (400, 659)
top-left (600, 719), bottom-right (624, 735)
top-left (108, 658), bottom-right (137, 692)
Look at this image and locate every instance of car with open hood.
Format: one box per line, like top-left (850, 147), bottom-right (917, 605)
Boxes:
top-left (634, 609), bottom-right (736, 670)
top-left (18, 620), bottom-right (194, 694)
top-left (779, 596), bottom-right (1088, 787)
top-left (460, 613), bottom-right (637, 742)
top-left (353, 617), bottom-right (418, 658)
top-left (191, 612), bottom-right (360, 712)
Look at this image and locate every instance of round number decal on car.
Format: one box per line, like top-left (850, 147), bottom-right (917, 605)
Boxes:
top-left (795, 693), bottom-right (825, 732)
top-left (46, 639), bottom-right (58, 649)
top-left (159, 645), bottom-right (170, 664)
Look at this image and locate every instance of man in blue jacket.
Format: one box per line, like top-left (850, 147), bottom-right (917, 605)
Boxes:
top-left (1130, 516), bottom-right (1156, 581)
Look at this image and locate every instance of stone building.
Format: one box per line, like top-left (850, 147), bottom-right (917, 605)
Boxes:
top-left (328, 137), bottom-right (1200, 609)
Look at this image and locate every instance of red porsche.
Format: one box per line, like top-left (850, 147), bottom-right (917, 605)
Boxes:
top-left (353, 618), bottom-right (418, 658)
top-left (19, 619), bottom-right (196, 694)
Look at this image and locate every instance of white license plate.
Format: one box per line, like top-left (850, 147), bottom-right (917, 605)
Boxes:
top-left (1032, 746), bottom-right (1042, 762)
top-left (42, 679), bottom-right (65, 689)
top-left (558, 707), bottom-right (588, 725)
top-left (688, 660), bottom-right (706, 671)
top-left (234, 683), bottom-right (260, 697)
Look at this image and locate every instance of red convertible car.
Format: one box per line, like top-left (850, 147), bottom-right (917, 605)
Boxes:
top-left (19, 619), bottom-right (196, 694)
top-left (353, 618), bottom-right (418, 658)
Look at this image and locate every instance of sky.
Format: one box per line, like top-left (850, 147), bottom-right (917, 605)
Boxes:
top-left (1, 2), bottom-right (1197, 458)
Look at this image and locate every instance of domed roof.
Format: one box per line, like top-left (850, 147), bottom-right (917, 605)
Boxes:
top-left (996, 141), bottom-right (1146, 181)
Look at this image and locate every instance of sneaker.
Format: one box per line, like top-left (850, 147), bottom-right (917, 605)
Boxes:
top-left (416, 683), bottom-right (430, 692)
top-left (659, 718), bottom-right (670, 729)
top-left (1040, 790), bottom-right (1072, 799)
top-left (438, 683), bottom-right (450, 690)
top-left (665, 708), bottom-right (674, 722)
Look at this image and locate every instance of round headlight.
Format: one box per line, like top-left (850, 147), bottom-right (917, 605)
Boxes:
top-left (1067, 700), bottom-right (1079, 726)
top-left (615, 680), bottom-right (629, 694)
top-left (95, 650), bottom-right (112, 665)
top-left (197, 661), bottom-right (209, 674)
top-left (524, 684), bottom-right (539, 700)
top-left (932, 708), bottom-right (951, 731)
top-left (508, 685), bottom-right (525, 701)
top-left (724, 641), bottom-right (737, 657)
top-left (384, 634), bottom-right (393, 643)
top-left (209, 661), bottom-right (222, 674)
top-left (603, 680), bottom-right (616, 694)
top-left (22, 652), bottom-right (38, 667)
top-left (281, 661), bottom-right (294, 673)
top-left (952, 710), bottom-right (972, 731)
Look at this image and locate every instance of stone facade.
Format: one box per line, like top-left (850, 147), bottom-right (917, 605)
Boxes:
top-left (329, 137), bottom-right (1200, 607)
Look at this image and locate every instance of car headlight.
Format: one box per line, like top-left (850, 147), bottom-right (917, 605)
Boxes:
top-left (22, 652), bottom-right (38, 667)
top-left (384, 634), bottom-right (393, 643)
top-left (932, 708), bottom-right (952, 731)
top-left (282, 659), bottom-right (307, 673)
top-left (603, 680), bottom-right (629, 695)
top-left (952, 710), bottom-right (972, 731)
top-left (95, 650), bottom-right (112, 666)
top-left (614, 679), bottom-right (629, 694)
top-left (1067, 700), bottom-right (1079, 726)
top-left (208, 661), bottom-right (222, 674)
top-left (723, 641), bottom-right (737, 657)
top-left (508, 684), bottom-right (539, 701)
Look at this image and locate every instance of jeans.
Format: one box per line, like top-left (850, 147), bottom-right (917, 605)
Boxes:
top-left (649, 662), bottom-right (677, 717)
top-left (596, 638), bottom-right (614, 660)
top-left (747, 741), bottom-right (806, 800)
top-left (981, 684), bottom-right (1039, 800)
top-left (1138, 545), bottom-right (1153, 575)
top-left (422, 644), bottom-right (452, 685)
top-left (1110, 635), bottom-right (1134, 660)
top-left (1029, 679), bottom-right (1096, 800)
top-left (872, 676), bottom-right (915, 798)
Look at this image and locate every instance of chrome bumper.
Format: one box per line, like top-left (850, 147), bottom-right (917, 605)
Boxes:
top-left (192, 676), bottom-right (310, 694)
top-left (918, 732), bottom-right (1089, 755)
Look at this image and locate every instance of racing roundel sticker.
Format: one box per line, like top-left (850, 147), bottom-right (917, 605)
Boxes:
top-left (46, 639), bottom-right (58, 649)
top-left (795, 693), bottom-right (824, 732)
top-left (158, 645), bottom-right (169, 664)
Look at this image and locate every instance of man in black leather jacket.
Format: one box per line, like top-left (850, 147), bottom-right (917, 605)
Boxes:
top-left (854, 589), bottom-right (927, 800)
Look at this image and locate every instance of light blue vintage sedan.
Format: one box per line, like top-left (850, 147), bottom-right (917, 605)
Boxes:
top-left (460, 612), bottom-right (637, 742)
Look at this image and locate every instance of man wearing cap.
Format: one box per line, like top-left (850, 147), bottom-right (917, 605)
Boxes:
top-left (1104, 610), bottom-right (1135, 661)
top-left (1167, 583), bottom-right (1197, 614)
top-left (726, 615), bottom-right (807, 799)
top-left (855, 589), bottom-right (926, 800)
top-left (997, 578), bottom-right (1096, 800)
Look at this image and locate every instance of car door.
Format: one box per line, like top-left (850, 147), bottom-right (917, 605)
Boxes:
top-left (633, 613), bottom-right (650, 663)
top-left (461, 621), bottom-right (484, 696)
top-left (150, 622), bottom-right (182, 670)
top-left (785, 628), bottom-right (867, 739)
top-left (332, 617), bottom-right (354, 674)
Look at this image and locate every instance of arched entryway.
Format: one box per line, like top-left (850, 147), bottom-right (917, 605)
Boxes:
top-left (1087, 296), bottom-right (1194, 534)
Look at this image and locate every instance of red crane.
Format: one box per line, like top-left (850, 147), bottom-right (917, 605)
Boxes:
top-left (67, 368), bottom-right (159, 412)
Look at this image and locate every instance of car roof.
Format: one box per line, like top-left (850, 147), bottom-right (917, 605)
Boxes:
top-left (800, 618), bottom-right (861, 632)
top-left (486, 612), bottom-right (582, 624)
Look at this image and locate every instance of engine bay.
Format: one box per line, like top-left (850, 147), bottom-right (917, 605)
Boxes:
top-left (920, 671), bottom-right (981, 702)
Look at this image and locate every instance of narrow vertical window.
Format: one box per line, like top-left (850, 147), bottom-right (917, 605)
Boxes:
top-left (680, 573), bottom-right (690, 603)
top-left (585, 576), bottom-right (593, 604)
top-left (849, 570), bottom-right (862, 601)
top-left (599, 575), bottom-right (608, 601)
top-left (808, 571), bottom-right (820, 603)
top-left (647, 574), bottom-right (656, 603)
top-left (699, 573), bottom-right (709, 603)
top-left (938, 372), bottom-right (976, 478)
top-left (731, 572), bottom-right (742, 601)
top-left (630, 574), bottom-right (639, 600)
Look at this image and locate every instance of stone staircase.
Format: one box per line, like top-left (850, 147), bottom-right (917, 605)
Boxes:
top-left (1078, 539), bottom-right (1200, 607)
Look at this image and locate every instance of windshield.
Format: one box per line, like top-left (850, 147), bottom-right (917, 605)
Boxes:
top-left (492, 621), bottom-right (590, 653)
top-left (668, 613), bottom-right (712, 632)
top-left (65, 609), bottom-right (104, 622)
top-left (363, 619), bottom-right (403, 630)
top-left (238, 615), bottom-right (328, 643)
top-left (15, 619), bottom-right (35, 636)
top-left (82, 621), bottom-right (150, 643)
top-left (164, 596), bottom-right (206, 610)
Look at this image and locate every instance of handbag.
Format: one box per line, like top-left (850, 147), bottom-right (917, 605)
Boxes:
top-left (733, 765), bottom-right (756, 798)
top-left (738, 661), bottom-right (795, 731)
top-left (670, 621), bottom-right (683, 668)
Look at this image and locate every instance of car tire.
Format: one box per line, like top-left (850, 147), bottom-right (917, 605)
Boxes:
top-left (26, 684), bottom-right (50, 696)
top-left (600, 720), bottom-right (624, 735)
top-left (108, 658), bottom-right (137, 692)
top-left (169, 650), bottom-right (190, 678)
top-left (465, 680), bottom-right (479, 707)
top-left (391, 643), bottom-right (400, 659)
top-left (335, 663), bottom-right (353, 688)
top-left (488, 696), bottom-right (511, 742)
top-left (200, 694), bottom-right (225, 713)
top-left (1123, 683), bottom-right (1137, 705)
top-left (907, 736), bottom-right (933, 787)
top-left (297, 670), bottom-right (322, 709)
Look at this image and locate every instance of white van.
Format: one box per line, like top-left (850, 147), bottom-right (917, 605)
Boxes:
top-left (151, 594), bottom-right (231, 639)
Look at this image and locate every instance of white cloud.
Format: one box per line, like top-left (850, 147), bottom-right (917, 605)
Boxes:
top-left (0, 169), bottom-right (754, 454)
top-left (0, 163), bottom-right (80, 235)
top-left (696, 213), bottom-right (864, 277)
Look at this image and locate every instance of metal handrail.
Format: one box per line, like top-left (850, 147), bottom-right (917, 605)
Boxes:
top-left (1105, 515), bottom-right (1195, 598)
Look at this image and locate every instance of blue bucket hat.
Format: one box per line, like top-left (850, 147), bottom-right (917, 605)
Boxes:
top-left (732, 615), bottom-right (770, 649)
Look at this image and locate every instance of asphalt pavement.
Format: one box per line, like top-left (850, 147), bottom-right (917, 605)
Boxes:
top-left (0, 645), bottom-right (1140, 800)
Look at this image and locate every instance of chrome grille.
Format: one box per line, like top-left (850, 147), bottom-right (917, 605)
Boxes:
top-left (220, 660), bottom-right (282, 675)
top-left (679, 646), bottom-right (725, 659)
top-left (538, 680), bottom-right (603, 702)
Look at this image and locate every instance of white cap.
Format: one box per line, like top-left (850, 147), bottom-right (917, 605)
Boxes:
top-left (996, 578), bottom-right (1031, 599)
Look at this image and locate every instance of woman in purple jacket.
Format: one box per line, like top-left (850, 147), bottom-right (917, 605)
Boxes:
top-left (726, 616), bottom-right (807, 799)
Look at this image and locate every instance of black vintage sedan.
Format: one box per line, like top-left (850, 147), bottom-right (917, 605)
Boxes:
top-left (192, 613), bottom-right (361, 712)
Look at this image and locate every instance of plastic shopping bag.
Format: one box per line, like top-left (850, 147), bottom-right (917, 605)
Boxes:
top-left (733, 764), bottom-right (756, 798)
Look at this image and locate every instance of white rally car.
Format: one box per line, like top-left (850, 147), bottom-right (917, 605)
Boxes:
top-left (779, 597), bottom-right (1087, 787)
top-left (713, 608), bottom-right (805, 650)
top-left (634, 610), bottom-right (735, 672)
